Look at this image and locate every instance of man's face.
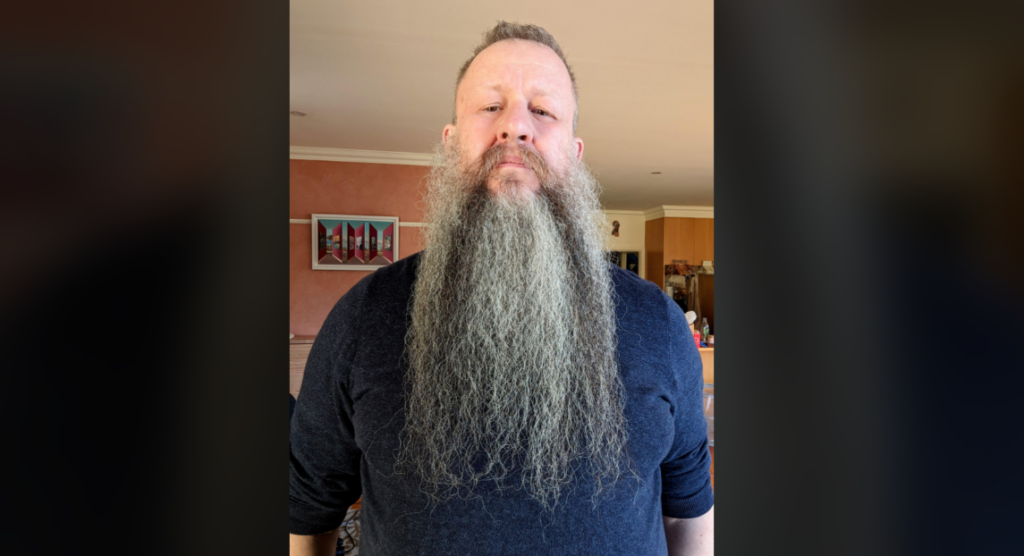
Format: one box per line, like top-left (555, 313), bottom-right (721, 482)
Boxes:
top-left (443, 40), bottom-right (584, 197)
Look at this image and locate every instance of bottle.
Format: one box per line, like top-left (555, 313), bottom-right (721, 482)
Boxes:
top-left (700, 318), bottom-right (710, 345)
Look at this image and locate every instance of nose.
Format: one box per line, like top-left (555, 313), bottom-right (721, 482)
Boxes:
top-left (496, 103), bottom-right (533, 146)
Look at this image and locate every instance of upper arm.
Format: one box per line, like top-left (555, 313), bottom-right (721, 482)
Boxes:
top-left (289, 280), bottom-right (370, 535)
top-left (659, 295), bottom-right (715, 518)
top-left (289, 529), bottom-right (341, 556)
top-left (664, 505), bottom-right (714, 556)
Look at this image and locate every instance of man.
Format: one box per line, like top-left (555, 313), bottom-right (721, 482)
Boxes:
top-left (290, 22), bottom-right (713, 555)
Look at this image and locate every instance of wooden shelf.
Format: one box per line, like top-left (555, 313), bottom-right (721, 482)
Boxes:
top-left (699, 347), bottom-right (714, 384)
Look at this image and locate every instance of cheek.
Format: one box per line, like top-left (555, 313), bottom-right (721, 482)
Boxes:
top-left (460, 128), bottom-right (493, 157)
top-left (459, 141), bottom-right (487, 166)
top-left (537, 137), bottom-right (575, 169)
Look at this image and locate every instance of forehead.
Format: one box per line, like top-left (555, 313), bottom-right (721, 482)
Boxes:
top-left (458, 40), bottom-right (574, 101)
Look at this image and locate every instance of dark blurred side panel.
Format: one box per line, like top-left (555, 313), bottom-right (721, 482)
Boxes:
top-left (854, 5), bottom-right (1024, 553)
top-left (718, 2), bottom-right (1023, 555)
top-left (0, 1), bottom-right (288, 555)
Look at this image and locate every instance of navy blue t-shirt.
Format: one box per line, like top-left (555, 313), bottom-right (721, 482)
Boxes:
top-left (290, 253), bottom-right (712, 554)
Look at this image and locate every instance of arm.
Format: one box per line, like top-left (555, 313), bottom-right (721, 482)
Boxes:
top-left (659, 290), bottom-right (715, 548)
top-left (290, 529), bottom-right (340, 556)
top-left (664, 506), bottom-right (714, 556)
top-left (290, 281), bottom-right (369, 542)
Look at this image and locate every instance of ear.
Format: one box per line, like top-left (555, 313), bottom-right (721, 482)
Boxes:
top-left (442, 124), bottom-right (456, 147)
top-left (573, 137), bottom-right (585, 161)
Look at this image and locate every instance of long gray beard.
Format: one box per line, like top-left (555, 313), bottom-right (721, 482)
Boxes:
top-left (398, 136), bottom-right (630, 511)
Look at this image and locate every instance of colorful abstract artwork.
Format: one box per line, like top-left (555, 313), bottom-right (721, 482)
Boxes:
top-left (311, 214), bottom-right (399, 270)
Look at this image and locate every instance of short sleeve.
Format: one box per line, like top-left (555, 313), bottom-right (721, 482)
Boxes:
top-left (289, 276), bottom-right (371, 534)
top-left (659, 296), bottom-right (714, 519)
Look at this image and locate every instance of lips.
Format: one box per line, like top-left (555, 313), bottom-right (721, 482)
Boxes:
top-left (497, 156), bottom-right (529, 168)
top-left (482, 144), bottom-right (544, 177)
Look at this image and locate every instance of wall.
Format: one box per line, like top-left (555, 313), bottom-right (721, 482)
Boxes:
top-left (604, 211), bottom-right (646, 279)
top-left (290, 159), bottom-right (429, 336)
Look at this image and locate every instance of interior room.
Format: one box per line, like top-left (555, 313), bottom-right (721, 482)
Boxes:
top-left (289, 1), bottom-right (712, 552)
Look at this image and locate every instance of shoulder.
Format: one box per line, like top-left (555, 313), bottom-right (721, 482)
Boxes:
top-left (608, 263), bottom-right (664, 302)
top-left (328, 252), bottom-right (420, 313)
top-left (316, 252), bottom-right (422, 352)
top-left (360, 251), bottom-right (422, 297)
top-left (608, 264), bottom-right (698, 380)
top-left (608, 263), bottom-right (683, 327)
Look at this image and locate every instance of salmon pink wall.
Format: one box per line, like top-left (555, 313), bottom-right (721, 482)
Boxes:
top-left (290, 159), bottom-right (429, 336)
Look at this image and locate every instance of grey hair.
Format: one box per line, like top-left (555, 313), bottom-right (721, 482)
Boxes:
top-left (452, 21), bottom-right (579, 132)
top-left (396, 133), bottom-right (632, 511)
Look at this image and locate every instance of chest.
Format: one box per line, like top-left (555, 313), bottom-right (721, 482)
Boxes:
top-left (344, 342), bottom-right (677, 482)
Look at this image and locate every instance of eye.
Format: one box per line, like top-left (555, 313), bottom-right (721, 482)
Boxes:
top-left (533, 108), bottom-right (551, 117)
top-left (483, 105), bottom-right (501, 112)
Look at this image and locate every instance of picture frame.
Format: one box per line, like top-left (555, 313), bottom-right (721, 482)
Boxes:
top-left (311, 214), bottom-right (400, 270)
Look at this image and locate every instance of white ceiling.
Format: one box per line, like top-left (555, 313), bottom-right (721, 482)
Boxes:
top-left (290, 0), bottom-right (713, 210)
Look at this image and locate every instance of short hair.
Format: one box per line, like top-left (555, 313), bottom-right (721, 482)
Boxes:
top-left (453, 21), bottom-right (579, 132)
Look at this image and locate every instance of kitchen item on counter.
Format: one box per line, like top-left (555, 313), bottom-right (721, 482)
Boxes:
top-left (700, 318), bottom-right (710, 344)
top-left (708, 334), bottom-right (714, 346)
top-left (687, 311), bottom-right (700, 346)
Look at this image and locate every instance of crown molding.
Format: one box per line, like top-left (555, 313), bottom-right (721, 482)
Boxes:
top-left (290, 146), bottom-right (433, 166)
top-left (603, 210), bottom-right (646, 216)
top-left (643, 205), bottom-right (714, 221)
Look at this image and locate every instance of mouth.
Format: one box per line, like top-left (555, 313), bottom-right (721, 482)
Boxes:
top-left (496, 156), bottom-right (531, 170)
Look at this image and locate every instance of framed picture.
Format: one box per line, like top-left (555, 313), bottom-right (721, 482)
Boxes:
top-left (311, 214), bottom-right (400, 270)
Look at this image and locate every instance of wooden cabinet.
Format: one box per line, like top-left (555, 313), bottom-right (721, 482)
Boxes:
top-left (644, 218), bottom-right (665, 287)
top-left (699, 347), bottom-right (714, 384)
top-left (644, 217), bottom-right (714, 289)
top-left (693, 219), bottom-right (714, 263)
top-left (664, 218), bottom-right (696, 266)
